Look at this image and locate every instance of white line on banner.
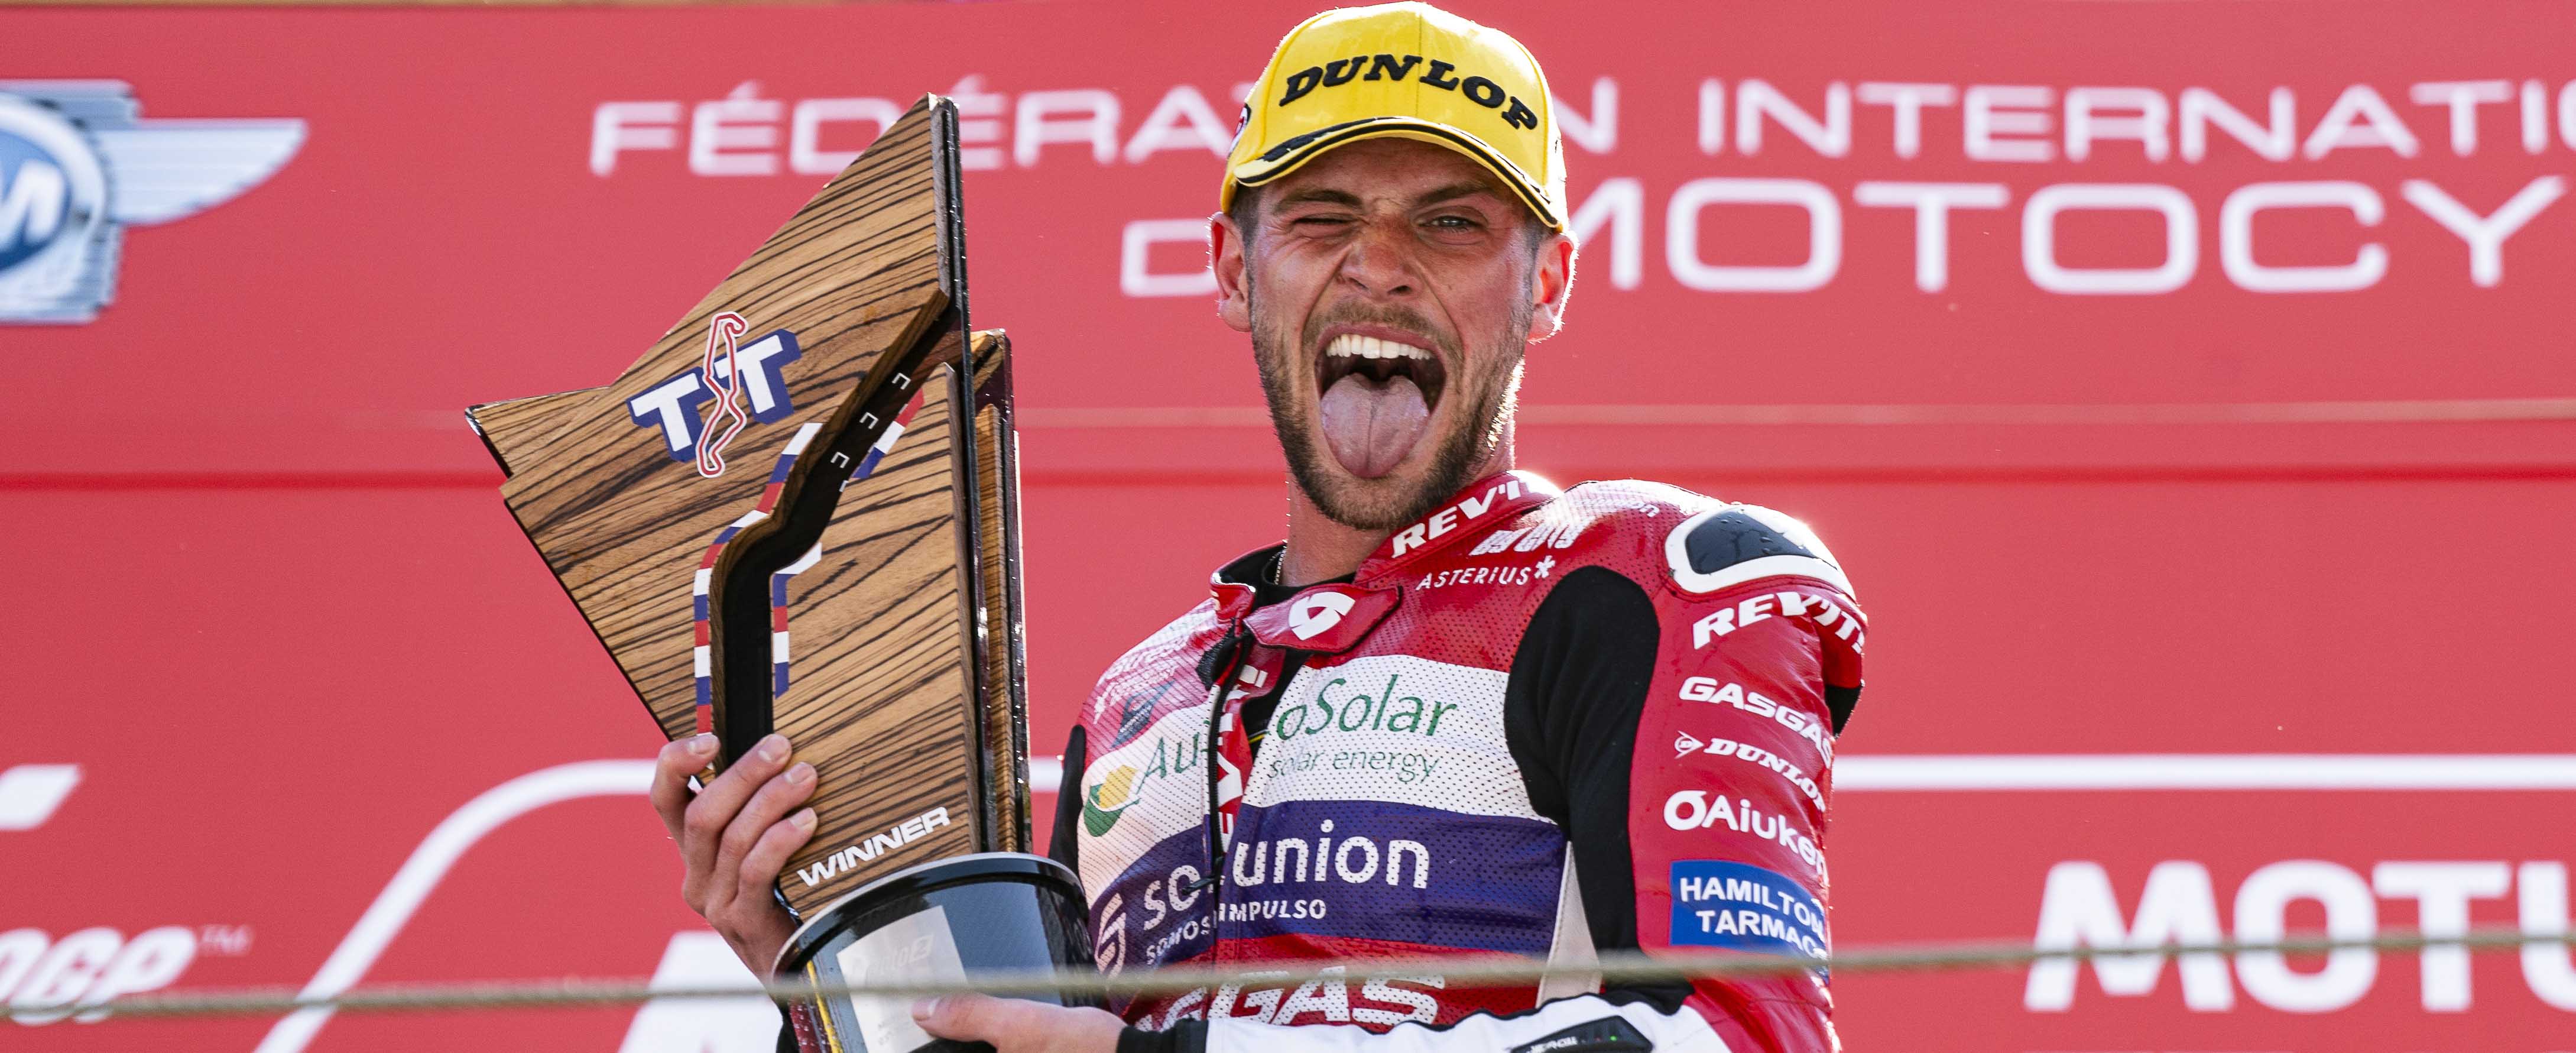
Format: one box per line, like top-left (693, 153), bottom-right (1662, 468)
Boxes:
top-left (1014, 397), bottom-right (2576, 429)
top-left (254, 760), bottom-right (654, 1053)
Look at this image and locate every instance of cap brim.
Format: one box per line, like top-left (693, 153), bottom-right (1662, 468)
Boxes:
top-left (1227, 116), bottom-right (1565, 231)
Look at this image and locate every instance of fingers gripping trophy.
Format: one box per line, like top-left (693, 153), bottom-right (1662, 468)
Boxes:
top-left (467, 97), bottom-right (1093, 1052)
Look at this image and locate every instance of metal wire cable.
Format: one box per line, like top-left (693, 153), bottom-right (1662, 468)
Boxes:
top-left (73, 924), bottom-right (2576, 1020)
top-left (1016, 397), bottom-right (2576, 429)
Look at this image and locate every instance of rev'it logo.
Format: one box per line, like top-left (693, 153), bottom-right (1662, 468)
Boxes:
top-left (1387, 476), bottom-right (1532, 557)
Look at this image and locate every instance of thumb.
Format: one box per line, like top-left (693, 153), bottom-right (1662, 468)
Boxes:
top-left (912, 992), bottom-right (1007, 1041)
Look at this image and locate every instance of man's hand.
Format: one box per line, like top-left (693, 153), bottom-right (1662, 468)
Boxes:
top-left (913, 994), bottom-right (1127, 1053)
top-left (649, 731), bottom-right (818, 973)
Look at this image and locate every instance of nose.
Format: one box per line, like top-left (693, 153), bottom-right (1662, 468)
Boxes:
top-left (1336, 217), bottom-right (1418, 299)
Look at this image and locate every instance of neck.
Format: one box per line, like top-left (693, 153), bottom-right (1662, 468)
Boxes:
top-left (1279, 419), bottom-right (1516, 585)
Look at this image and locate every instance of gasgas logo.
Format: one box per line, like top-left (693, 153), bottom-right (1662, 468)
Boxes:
top-left (1678, 676), bottom-right (1836, 763)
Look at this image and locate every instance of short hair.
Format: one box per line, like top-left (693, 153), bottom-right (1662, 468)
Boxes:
top-left (1227, 184), bottom-right (1264, 244)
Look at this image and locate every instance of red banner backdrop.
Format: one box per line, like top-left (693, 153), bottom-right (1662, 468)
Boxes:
top-left (4, 2), bottom-right (2574, 1051)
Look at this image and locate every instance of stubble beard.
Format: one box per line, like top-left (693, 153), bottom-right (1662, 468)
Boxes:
top-left (1248, 278), bottom-right (1530, 533)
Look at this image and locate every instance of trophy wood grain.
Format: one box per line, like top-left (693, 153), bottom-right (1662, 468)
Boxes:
top-left (766, 358), bottom-right (978, 912)
top-left (754, 329), bottom-right (1020, 909)
top-left (969, 339), bottom-right (1030, 854)
top-left (494, 97), bottom-right (953, 747)
top-left (472, 345), bottom-right (1020, 909)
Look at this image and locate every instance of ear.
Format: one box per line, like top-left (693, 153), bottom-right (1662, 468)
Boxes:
top-left (1526, 231), bottom-right (1576, 343)
top-left (1211, 212), bottom-right (1253, 333)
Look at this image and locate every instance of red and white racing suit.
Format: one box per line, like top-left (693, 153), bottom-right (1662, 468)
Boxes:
top-left (1050, 471), bottom-right (1867, 1053)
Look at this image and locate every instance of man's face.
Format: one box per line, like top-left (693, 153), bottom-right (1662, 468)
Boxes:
top-left (1213, 138), bottom-right (1573, 533)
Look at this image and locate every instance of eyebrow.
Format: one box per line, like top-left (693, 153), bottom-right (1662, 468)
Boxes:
top-left (1272, 180), bottom-right (1506, 212)
top-left (1412, 181), bottom-right (1504, 208)
top-left (1274, 187), bottom-right (1365, 209)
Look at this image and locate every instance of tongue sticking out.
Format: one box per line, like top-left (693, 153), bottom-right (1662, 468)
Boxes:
top-left (1318, 373), bottom-right (1430, 478)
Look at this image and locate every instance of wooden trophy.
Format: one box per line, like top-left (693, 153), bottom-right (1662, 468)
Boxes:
top-left (467, 95), bottom-right (1092, 1053)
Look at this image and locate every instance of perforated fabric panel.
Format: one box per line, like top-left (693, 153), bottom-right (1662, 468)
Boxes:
top-left (1075, 602), bottom-right (1229, 976)
top-left (1244, 655), bottom-right (1534, 819)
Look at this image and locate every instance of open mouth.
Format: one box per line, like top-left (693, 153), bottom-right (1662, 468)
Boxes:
top-left (1313, 330), bottom-right (1449, 479)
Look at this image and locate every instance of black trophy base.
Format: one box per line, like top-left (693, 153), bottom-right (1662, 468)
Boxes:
top-left (774, 853), bottom-right (1096, 1053)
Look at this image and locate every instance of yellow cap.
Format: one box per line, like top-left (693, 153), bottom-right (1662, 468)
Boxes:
top-left (1224, 3), bottom-right (1566, 231)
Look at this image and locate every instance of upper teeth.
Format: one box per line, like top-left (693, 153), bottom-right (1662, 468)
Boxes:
top-left (1328, 333), bottom-right (1433, 361)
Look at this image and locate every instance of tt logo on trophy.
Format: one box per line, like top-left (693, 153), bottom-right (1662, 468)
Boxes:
top-left (623, 317), bottom-right (806, 466)
top-left (467, 95), bottom-right (1091, 1053)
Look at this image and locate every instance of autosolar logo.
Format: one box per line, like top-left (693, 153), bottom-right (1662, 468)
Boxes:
top-left (0, 81), bottom-right (302, 323)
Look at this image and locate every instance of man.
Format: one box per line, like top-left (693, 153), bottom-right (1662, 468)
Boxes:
top-left (651, 4), bottom-right (1868, 1051)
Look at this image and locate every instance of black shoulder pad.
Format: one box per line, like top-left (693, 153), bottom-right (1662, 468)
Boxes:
top-left (1664, 505), bottom-right (1851, 597)
top-left (1682, 508), bottom-right (1819, 574)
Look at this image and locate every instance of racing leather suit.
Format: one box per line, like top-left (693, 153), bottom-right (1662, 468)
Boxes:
top-left (1050, 471), bottom-right (1867, 1053)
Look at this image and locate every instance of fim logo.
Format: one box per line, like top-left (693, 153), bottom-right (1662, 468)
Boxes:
top-left (0, 81), bottom-right (303, 324)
